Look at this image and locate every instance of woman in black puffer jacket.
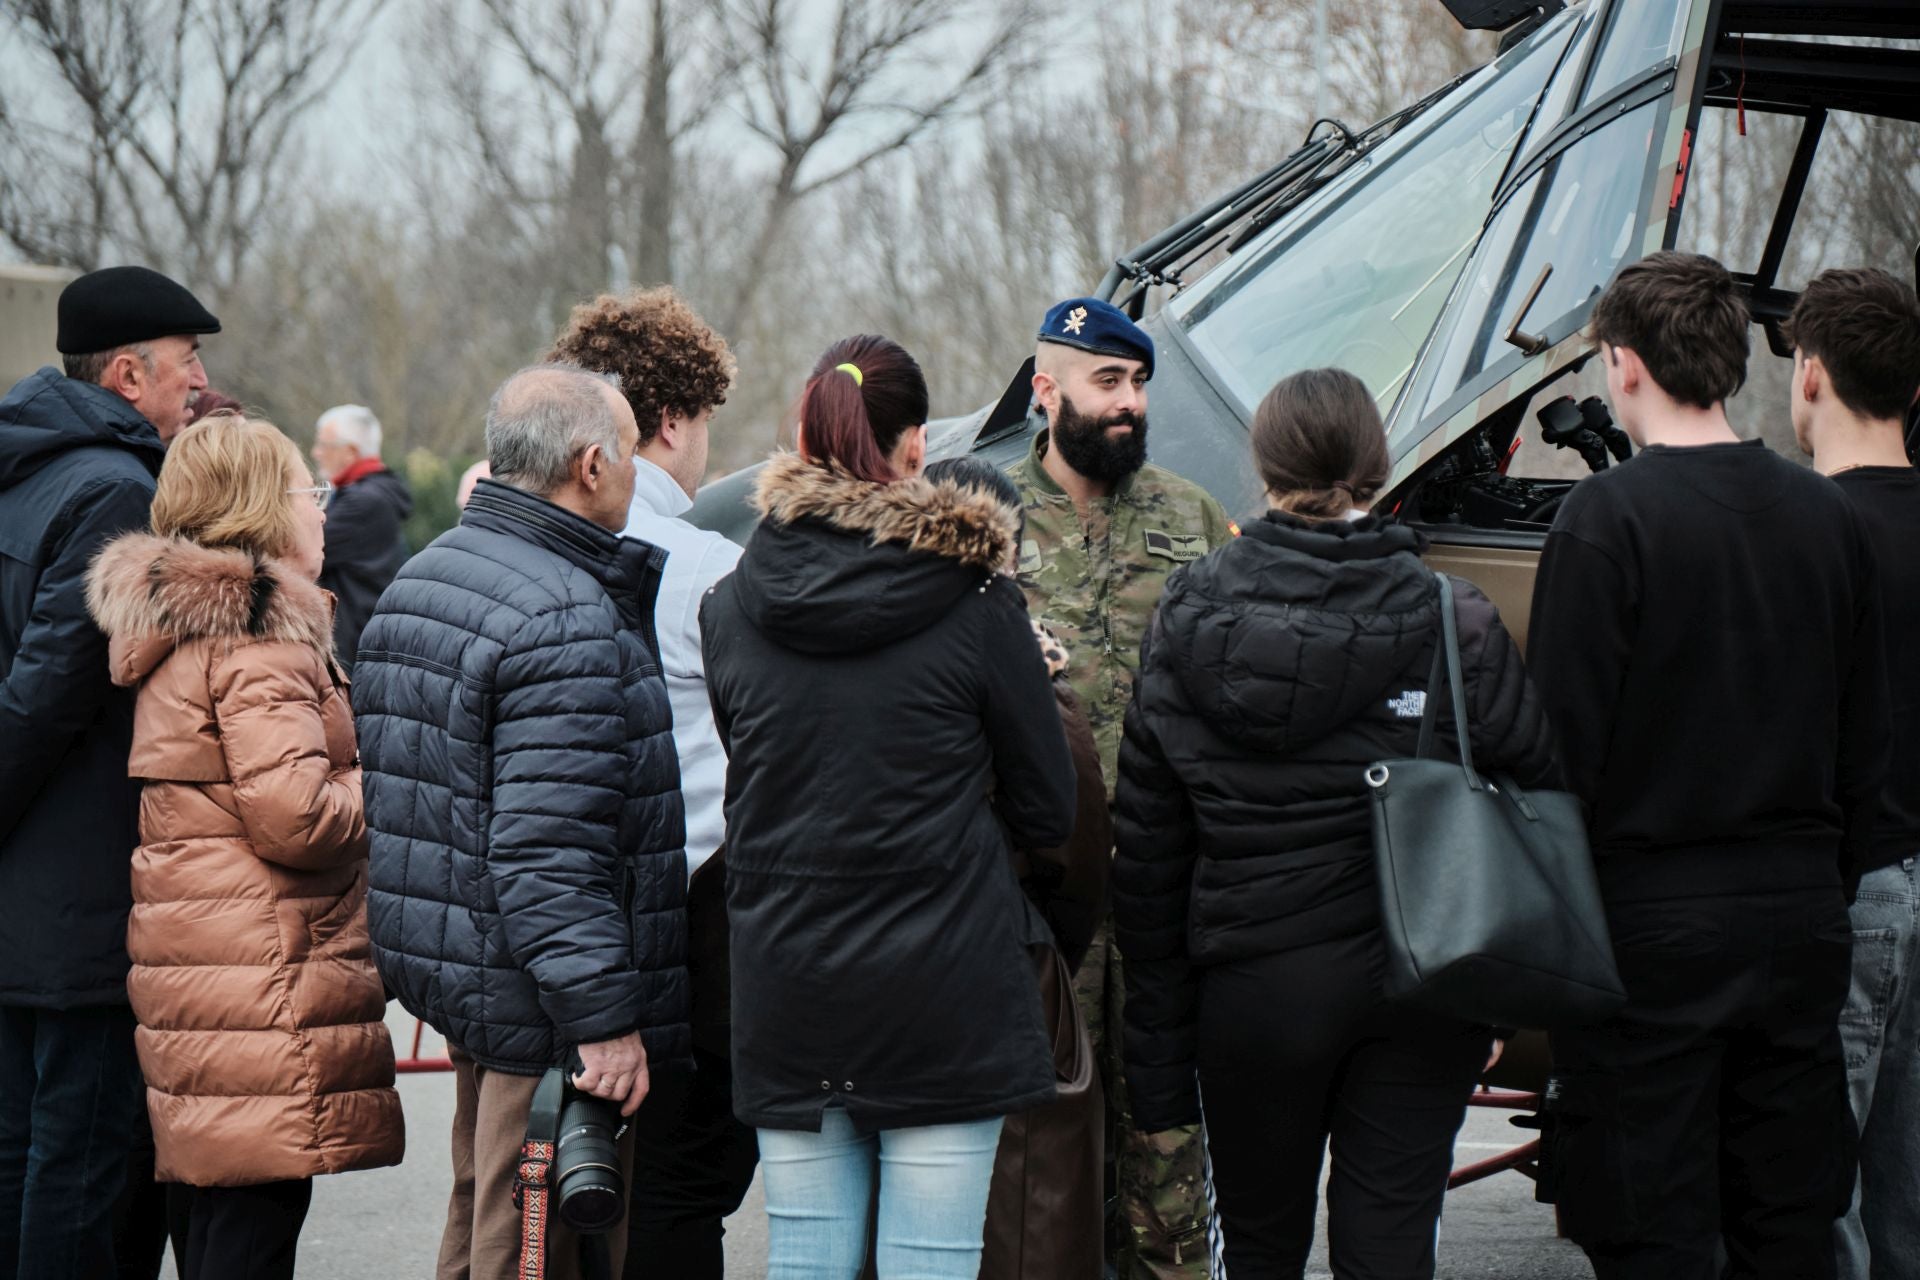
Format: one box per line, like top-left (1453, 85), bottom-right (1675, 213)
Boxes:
top-left (700, 335), bottom-right (1075, 1279)
top-left (1113, 368), bottom-right (1556, 1280)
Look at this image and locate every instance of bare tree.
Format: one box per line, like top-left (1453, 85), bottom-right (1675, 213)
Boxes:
top-left (802, 0), bottom-right (1295, 428)
top-left (1680, 106), bottom-right (1920, 456)
top-left (711, 0), bottom-right (1039, 333)
top-left (1823, 113), bottom-right (1920, 285)
top-left (416, 0), bottom-right (733, 313)
top-left (0, 0), bottom-right (383, 289)
top-left (1199, 0), bottom-right (1488, 131)
top-left (405, 0), bottom-right (1041, 468)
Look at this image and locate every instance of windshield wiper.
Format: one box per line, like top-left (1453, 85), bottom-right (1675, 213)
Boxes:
top-left (1097, 69), bottom-right (1476, 312)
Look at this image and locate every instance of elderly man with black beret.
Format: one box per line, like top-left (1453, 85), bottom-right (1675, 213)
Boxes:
top-left (0, 265), bottom-right (218, 1278)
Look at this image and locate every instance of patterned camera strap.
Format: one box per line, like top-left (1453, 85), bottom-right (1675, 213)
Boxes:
top-left (514, 1135), bottom-right (557, 1280)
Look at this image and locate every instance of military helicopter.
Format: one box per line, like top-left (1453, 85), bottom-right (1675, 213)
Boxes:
top-left (684, 0), bottom-right (1916, 1189)
top-left (690, 0), bottom-right (1919, 646)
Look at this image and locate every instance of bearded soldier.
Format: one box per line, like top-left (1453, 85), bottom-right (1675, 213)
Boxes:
top-left (1010, 297), bottom-right (1234, 1279)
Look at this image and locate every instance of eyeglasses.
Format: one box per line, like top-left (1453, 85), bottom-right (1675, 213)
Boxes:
top-left (288, 480), bottom-right (334, 509)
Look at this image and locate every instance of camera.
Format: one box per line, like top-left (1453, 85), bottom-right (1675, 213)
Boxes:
top-left (522, 1059), bottom-right (629, 1237)
top-left (1538, 395), bottom-right (1632, 473)
top-left (553, 1087), bottom-right (626, 1233)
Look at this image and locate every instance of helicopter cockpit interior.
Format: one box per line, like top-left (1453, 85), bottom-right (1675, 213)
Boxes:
top-left (1393, 0), bottom-right (1918, 541)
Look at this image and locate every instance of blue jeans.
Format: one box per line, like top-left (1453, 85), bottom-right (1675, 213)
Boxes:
top-left (1838, 858), bottom-right (1920, 1280)
top-left (758, 1109), bottom-right (1004, 1280)
top-left (0, 1005), bottom-right (144, 1280)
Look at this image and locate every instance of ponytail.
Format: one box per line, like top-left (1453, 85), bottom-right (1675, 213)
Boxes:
top-left (795, 335), bottom-right (929, 484)
top-left (1251, 367), bottom-right (1388, 518)
top-left (798, 364), bottom-right (897, 483)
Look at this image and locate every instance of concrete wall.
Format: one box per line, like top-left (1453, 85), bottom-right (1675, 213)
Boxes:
top-left (0, 264), bottom-right (77, 391)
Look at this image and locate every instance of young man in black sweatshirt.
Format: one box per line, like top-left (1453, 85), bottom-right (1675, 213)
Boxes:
top-left (1528, 251), bottom-right (1891, 1280)
top-left (1786, 266), bottom-right (1920, 1280)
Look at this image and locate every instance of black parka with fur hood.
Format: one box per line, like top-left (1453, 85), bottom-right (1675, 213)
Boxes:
top-left (701, 452), bottom-right (1076, 1132)
top-left (1113, 510), bottom-right (1556, 1130)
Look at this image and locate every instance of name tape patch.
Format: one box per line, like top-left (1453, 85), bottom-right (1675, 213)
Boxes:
top-left (1143, 530), bottom-right (1207, 562)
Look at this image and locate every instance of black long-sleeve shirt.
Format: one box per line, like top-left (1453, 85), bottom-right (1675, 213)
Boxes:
top-left (1527, 441), bottom-right (1890, 900)
top-left (1834, 466), bottom-right (1920, 870)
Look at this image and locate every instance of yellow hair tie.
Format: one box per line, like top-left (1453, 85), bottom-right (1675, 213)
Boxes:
top-left (834, 362), bottom-right (864, 387)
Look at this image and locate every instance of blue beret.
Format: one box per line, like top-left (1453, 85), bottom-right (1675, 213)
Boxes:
top-left (1037, 297), bottom-right (1154, 378)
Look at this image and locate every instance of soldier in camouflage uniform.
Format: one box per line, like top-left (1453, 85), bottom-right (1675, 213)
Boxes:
top-left (1009, 297), bottom-right (1235, 1280)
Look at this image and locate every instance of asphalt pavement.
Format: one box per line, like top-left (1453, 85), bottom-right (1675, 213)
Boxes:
top-left (288, 1011), bottom-right (1594, 1278)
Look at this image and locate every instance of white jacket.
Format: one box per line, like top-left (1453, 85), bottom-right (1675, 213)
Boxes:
top-left (623, 457), bottom-right (741, 878)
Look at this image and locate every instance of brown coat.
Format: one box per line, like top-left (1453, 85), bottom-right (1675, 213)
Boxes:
top-left (86, 534), bottom-right (403, 1187)
top-left (981, 629), bottom-right (1112, 1280)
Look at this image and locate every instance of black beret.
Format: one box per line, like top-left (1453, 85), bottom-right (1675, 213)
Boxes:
top-left (57, 266), bottom-right (221, 355)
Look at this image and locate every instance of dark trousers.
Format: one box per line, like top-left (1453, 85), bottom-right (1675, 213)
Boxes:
top-left (166, 1180), bottom-right (311, 1280)
top-left (624, 856), bottom-right (758, 1279)
top-left (1546, 888), bottom-right (1855, 1280)
top-left (623, 1047), bottom-right (759, 1278)
top-left (110, 1106), bottom-right (169, 1280)
top-left (0, 1004), bottom-right (144, 1280)
top-left (1195, 933), bottom-right (1490, 1280)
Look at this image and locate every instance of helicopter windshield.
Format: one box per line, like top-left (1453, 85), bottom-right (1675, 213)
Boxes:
top-left (1170, 12), bottom-right (1575, 415)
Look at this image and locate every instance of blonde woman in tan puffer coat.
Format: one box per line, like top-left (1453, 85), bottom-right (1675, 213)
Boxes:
top-left (85, 412), bottom-right (403, 1280)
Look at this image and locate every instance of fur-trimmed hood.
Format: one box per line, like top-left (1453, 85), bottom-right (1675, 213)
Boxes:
top-left (87, 533), bottom-right (335, 686)
top-left (734, 452), bottom-right (1020, 655)
top-left (752, 451), bottom-right (1016, 571)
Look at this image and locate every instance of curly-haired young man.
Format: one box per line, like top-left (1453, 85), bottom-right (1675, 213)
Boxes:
top-left (547, 288), bottom-right (752, 1280)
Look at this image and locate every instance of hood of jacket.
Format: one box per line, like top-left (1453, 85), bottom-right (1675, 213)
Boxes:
top-left (87, 533), bottom-right (335, 686)
top-left (1156, 510), bottom-right (1439, 752)
top-left (0, 367), bottom-right (165, 492)
top-left (732, 451), bottom-right (1017, 655)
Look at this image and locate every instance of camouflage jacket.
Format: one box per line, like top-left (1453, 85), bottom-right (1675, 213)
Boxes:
top-left (1010, 426), bottom-right (1235, 797)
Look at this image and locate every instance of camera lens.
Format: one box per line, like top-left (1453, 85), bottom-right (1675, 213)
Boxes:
top-left (554, 1095), bottom-right (625, 1233)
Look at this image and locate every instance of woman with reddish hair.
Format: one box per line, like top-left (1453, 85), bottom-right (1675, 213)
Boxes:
top-left (701, 336), bottom-right (1077, 1279)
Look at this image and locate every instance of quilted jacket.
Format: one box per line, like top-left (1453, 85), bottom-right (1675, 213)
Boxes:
top-left (86, 533), bottom-right (403, 1186)
top-left (353, 479), bottom-right (690, 1074)
top-left (1113, 510), bottom-right (1556, 1128)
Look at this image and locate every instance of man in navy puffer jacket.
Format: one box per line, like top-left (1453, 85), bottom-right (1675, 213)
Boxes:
top-left (0, 265), bottom-right (217, 1279)
top-left (354, 364), bottom-right (689, 1280)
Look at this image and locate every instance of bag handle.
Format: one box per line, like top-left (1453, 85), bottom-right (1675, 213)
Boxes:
top-left (1412, 574), bottom-right (1484, 791)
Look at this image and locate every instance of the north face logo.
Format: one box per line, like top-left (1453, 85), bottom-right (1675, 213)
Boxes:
top-left (1387, 691), bottom-right (1426, 719)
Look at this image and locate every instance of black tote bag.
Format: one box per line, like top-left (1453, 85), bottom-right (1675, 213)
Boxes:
top-left (1365, 573), bottom-right (1625, 1029)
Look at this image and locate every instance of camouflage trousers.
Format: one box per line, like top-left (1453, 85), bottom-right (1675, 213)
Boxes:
top-left (1075, 916), bottom-right (1213, 1279)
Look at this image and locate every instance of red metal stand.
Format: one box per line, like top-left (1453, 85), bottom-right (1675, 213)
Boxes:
top-left (395, 1017), bottom-right (454, 1074)
top-left (1447, 1087), bottom-right (1541, 1190)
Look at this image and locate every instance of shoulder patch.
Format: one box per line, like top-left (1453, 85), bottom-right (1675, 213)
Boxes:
top-left (1142, 530), bottom-right (1207, 563)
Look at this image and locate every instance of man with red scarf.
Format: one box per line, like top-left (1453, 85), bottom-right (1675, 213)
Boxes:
top-left (312, 403), bottom-right (411, 666)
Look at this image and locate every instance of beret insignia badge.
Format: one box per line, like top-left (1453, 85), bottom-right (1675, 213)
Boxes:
top-left (1062, 306), bottom-right (1088, 335)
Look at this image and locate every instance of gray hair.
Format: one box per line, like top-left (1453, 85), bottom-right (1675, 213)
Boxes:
top-left (317, 403), bottom-right (383, 457)
top-left (485, 364), bottom-right (624, 496)
top-left (63, 342), bottom-right (154, 386)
